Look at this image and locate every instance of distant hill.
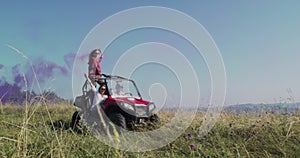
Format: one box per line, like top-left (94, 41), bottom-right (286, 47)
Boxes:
top-left (223, 103), bottom-right (300, 114)
top-left (159, 103), bottom-right (300, 114)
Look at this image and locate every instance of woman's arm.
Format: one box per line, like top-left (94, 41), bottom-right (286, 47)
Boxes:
top-left (98, 53), bottom-right (104, 63)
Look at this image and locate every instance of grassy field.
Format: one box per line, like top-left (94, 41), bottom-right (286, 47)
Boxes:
top-left (0, 103), bottom-right (299, 157)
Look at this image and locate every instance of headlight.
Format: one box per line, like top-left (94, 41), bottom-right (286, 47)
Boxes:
top-left (123, 102), bottom-right (135, 111)
top-left (148, 103), bottom-right (155, 112)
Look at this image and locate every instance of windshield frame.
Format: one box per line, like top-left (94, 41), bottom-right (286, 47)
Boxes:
top-left (106, 76), bottom-right (142, 99)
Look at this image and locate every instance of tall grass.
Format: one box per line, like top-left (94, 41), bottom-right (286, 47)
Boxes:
top-left (1, 104), bottom-right (299, 157)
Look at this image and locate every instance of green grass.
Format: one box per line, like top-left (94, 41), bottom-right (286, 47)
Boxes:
top-left (0, 103), bottom-right (299, 157)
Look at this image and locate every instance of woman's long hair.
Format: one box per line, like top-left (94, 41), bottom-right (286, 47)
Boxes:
top-left (88, 49), bottom-right (101, 64)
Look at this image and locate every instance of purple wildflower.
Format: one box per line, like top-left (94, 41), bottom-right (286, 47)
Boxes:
top-left (189, 143), bottom-right (195, 150)
top-left (82, 117), bottom-right (86, 123)
top-left (187, 132), bottom-right (192, 138)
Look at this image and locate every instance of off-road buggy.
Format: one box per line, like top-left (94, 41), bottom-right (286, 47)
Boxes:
top-left (70, 74), bottom-right (160, 132)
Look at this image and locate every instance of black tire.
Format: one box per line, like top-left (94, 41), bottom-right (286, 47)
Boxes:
top-left (109, 112), bottom-right (126, 130)
top-left (150, 114), bottom-right (161, 125)
top-left (70, 111), bottom-right (81, 130)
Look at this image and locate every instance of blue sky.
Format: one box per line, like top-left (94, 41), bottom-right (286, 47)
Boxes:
top-left (1, 1), bottom-right (300, 106)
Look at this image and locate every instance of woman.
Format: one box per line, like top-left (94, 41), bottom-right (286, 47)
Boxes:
top-left (88, 49), bottom-right (104, 84)
top-left (84, 73), bottom-right (107, 112)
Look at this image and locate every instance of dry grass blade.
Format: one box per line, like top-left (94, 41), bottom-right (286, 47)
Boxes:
top-left (5, 44), bottom-right (65, 158)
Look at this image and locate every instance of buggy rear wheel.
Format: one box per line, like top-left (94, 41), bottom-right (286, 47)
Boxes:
top-left (70, 111), bottom-right (81, 130)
